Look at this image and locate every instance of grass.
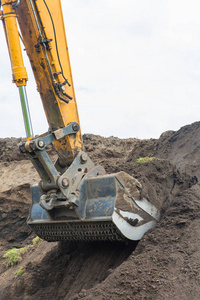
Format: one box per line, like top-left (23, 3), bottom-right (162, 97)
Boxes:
top-left (16, 268), bottom-right (24, 276)
top-left (3, 248), bottom-right (24, 268)
top-left (3, 236), bottom-right (43, 269)
top-left (32, 236), bottom-right (42, 245)
top-left (136, 156), bottom-right (154, 164)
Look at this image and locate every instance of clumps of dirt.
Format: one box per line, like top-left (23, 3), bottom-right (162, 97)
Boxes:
top-left (155, 122), bottom-right (200, 178)
top-left (1, 241), bottom-right (137, 300)
top-left (0, 184), bottom-right (36, 276)
top-left (0, 121), bottom-right (200, 300)
top-left (72, 185), bottom-right (200, 300)
top-left (0, 138), bottom-right (26, 162)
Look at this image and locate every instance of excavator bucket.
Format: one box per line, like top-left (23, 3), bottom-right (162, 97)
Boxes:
top-left (19, 132), bottom-right (160, 242)
top-left (28, 170), bottom-right (160, 242)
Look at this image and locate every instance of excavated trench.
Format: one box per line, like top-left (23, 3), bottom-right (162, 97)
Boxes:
top-left (0, 183), bottom-right (138, 299)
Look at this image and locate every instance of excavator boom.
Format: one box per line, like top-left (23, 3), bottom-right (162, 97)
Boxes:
top-left (1, 0), bottom-right (160, 242)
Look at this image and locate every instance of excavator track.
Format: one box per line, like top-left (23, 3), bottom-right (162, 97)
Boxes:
top-left (30, 221), bottom-right (125, 242)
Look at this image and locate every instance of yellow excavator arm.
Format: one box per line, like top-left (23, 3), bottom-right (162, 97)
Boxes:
top-left (1, 0), bottom-right (82, 165)
top-left (0, 0), bottom-right (160, 242)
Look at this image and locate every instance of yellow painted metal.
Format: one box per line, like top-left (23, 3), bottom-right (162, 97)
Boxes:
top-left (2, 0), bottom-right (82, 166)
top-left (1, 0), bottom-right (28, 87)
top-left (17, 0), bottom-right (82, 166)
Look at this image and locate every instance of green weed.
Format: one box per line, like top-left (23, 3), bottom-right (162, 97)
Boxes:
top-left (16, 268), bottom-right (24, 276)
top-left (32, 236), bottom-right (42, 245)
top-left (3, 248), bottom-right (24, 268)
top-left (136, 156), bottom-right (154, 164)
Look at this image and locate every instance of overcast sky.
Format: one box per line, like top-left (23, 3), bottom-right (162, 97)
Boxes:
top-left (1, 0), bottom-right (200, 139)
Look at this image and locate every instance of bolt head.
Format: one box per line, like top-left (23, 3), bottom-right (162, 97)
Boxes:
top-left (61, 177), bottom-right (69, 188)
top-left (80, 153), bottom-right (87, 164)
top-left (72, 123), bottom-right (79, 132)
top-left (37, 139), bottom-right (45, 148)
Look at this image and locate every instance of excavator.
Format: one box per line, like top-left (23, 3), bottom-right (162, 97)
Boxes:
top-left (0, 0), bottom-right (160, 242)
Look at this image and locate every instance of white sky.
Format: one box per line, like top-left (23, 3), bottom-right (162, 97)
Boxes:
top-left (1, 0), bottom-right (200, 139)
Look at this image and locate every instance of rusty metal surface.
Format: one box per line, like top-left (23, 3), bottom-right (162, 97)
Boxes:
top-left (115, 171), bottom-right (159, 224)
top-left (29, 170), bottom-right (160, 241)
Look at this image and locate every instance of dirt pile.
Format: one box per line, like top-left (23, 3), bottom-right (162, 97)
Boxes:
top-left (0, 122), bottom-right (200, 299)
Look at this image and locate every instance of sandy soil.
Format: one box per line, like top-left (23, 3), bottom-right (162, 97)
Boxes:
top-left (0, 122), bottom-right (200, 299)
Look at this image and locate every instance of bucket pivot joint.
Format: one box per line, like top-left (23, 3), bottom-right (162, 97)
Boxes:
top-left (19, 123), bottom-right (105, 218)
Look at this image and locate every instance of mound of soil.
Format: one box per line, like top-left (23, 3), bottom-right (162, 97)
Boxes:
top-left (0, 122), bottom-right (200, 299)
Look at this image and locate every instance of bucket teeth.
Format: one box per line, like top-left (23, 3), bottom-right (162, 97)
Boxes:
top-left (29, 222), bottom-right (125, 242)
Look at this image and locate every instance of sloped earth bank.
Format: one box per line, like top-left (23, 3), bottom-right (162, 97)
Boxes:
top-left (0, 122), bottom-right (200, 299)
